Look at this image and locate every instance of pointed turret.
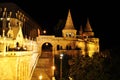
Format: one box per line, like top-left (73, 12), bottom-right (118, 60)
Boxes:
top-left (83, 18), bottom-right (94, 37)
top-left (84, 18), bottom-right (93, 32)
top-left (63, 9), bottom-right (75, 30)
top-left (62, 9), bottom-right (77, 38)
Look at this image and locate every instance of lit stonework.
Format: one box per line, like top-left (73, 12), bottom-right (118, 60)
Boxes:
top-left (37, 9), bottom-right (99, 57)
top-left (0, 3), bottom-right (40, 80)
top-left (62, 9), bottom-right (77, 38)
top-left (0, 3), bottom-right (99, 80)
top-left (35, 9), bottom-right (99, 80)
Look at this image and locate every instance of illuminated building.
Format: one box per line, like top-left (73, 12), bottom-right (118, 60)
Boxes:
top-left (0, 2), bottom-right (40, 39)
top-left (37, 9), bottom-right (99, 57)
top-left (36, 9), bottom-right (99, 80)
top-left (0, 3), bottom-right (40, 80)
top-left (0, 2), bottom-right (99, 80)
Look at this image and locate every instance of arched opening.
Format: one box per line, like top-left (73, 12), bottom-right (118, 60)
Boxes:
top-left (66, 45), bottom-right (71, 50)
top-left (57, 45), bottom-right (62, 50)
top-left (41, 42), bottom-right (52, 57)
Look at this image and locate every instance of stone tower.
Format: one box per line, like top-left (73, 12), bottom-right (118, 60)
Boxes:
top-left (83, 18), bottom-right (94, 37)
top-left (62, 9), bottom-right (77, 38)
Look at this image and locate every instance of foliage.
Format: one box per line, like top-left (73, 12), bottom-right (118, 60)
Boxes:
top-left (55, 48), bottom-right (120, 80)
top-left (109, 48), bottom-right (120, 80)
top-left (68, 51), bottom-right (112, 80)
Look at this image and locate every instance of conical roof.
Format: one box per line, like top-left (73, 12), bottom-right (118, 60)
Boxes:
top-left (84, 18), bottom-right (93, 32)
top-left (63, 9), bottom-right (75, 30)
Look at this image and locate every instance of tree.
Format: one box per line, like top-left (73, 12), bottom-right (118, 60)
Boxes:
top-left (55, 49), bottom-right (120, 80)
top-left (109, 48), bottom-right (120, 80)
top-left (68, 51), bottom-right (112, 80)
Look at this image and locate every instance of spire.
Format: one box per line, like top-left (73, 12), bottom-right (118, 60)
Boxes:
top-left (84, 18), bottom-right (93, 32)
top-left (63, 9), bottom-right (75, 30)
top-left (79, 25), bottom-right (83, 35)
top-left (62, 9), bottom-right (77, 38)
top-left (83, 18), bottom-right (94, 37)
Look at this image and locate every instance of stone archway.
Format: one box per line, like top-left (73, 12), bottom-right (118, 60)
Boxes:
top-left (41, 42), bottom-right (53, 57)
top-left (32, 42), bottom-right (54, 80)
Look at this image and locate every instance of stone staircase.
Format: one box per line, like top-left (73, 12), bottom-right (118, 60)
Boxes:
top-left (31, 51), bottom-right (53, 80)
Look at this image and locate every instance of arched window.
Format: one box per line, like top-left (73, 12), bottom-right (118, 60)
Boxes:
top-left (57, 45), bottom-right (62, 50)
top-left (66, 45), bottom-right (71, 50)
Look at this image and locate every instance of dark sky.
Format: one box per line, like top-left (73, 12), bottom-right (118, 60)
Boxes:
top-left (1, 0), bottom-right (120, 50)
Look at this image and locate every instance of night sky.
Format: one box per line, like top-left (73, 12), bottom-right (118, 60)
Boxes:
top-left (1, 0), bottom-right (120, 50)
